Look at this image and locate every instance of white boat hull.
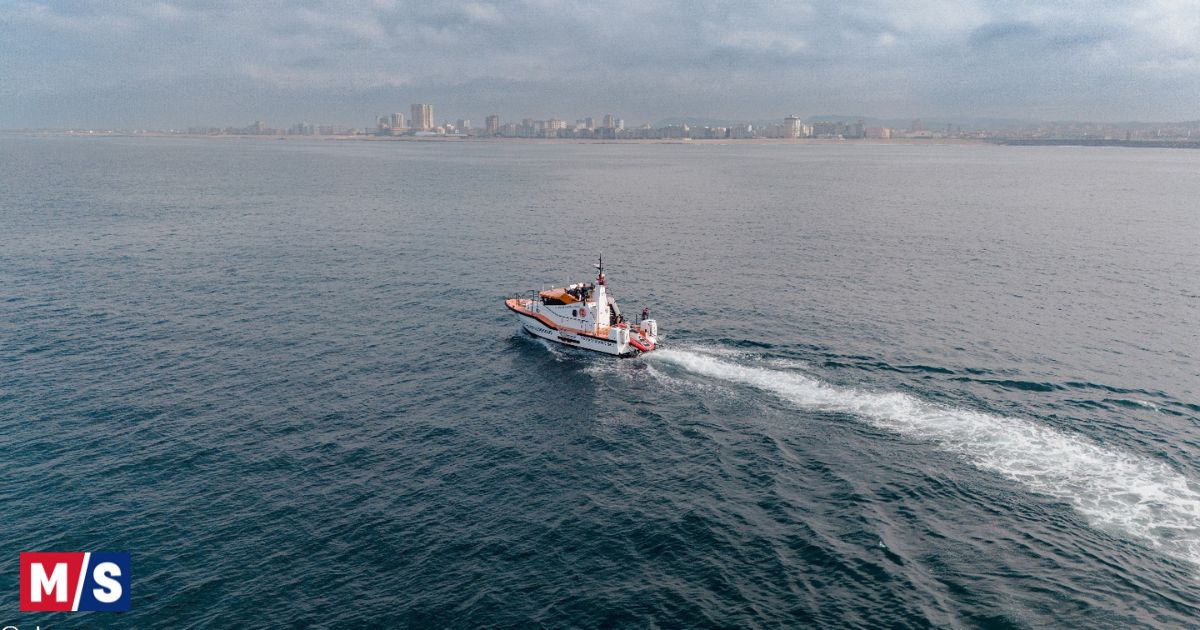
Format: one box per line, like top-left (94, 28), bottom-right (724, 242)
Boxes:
top-left (516, 312), bottom-right (636, 356)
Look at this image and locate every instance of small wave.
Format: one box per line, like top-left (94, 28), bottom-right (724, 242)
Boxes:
top-left (1107, 398), bottom-right (1162, 412)
top-left (716, 338), bottom-right (775, 350)
top-left (861, 361), bottom-right (958, 375)
top-left (951, 377), bottom-right (1062, 392)
top-left (1065, 380), bottom-right (1167, 399)
top-left (898, 364), bottom-right (956, 375)
top-left (649, 348), bottom-right (1200, 567)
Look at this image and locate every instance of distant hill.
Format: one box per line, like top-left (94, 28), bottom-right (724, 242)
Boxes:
top-left (807, 115), bottom-right (1036, 130)
top-left (645, 115), bottom-right (1197, 130)
top-left (651, 117), bottom-right (749, 128)
top-left (650, 114), bottom-right (1038, 130)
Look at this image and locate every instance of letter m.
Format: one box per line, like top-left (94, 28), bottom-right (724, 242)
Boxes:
top-left (31, 562), bottom-right (68, 602)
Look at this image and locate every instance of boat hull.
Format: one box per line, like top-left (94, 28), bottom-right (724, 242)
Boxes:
top-left (517, 314), bottom-right (636, 357)
top-left (505, 296), bottom-right (656, 357)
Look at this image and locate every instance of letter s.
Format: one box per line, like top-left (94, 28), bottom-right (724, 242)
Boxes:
top-left (92, 562), bottom-right (123, 603)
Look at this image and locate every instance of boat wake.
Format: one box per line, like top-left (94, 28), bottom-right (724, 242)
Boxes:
top-left (648, 347), bottom-right (1200, 567)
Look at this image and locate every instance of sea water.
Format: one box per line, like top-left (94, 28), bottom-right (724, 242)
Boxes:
top-left (1, 136), bottom-right (1198, 627)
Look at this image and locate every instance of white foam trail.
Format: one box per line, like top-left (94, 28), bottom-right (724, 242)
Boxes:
top-left (650, 348), bottom-right (1200, 566)
top-left (764, 357), bottom-right (815, 371)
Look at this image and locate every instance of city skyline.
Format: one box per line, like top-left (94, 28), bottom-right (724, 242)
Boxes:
top-left (13, 103), bottom-right (1200, 138)
top-left (1, 1), bottom-right (1198, 128)
top-left (35, 107), bottom-right (1196, 146)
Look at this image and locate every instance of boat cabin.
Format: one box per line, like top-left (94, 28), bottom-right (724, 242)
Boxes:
top-left (539, 283), bottom-right (594, 306)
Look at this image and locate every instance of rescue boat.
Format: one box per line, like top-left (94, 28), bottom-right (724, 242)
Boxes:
top-left (505, 257), bottom-right (659, 357)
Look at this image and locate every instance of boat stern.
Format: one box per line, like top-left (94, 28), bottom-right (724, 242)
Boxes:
top-left (614, 318), bottom-right (658, 355)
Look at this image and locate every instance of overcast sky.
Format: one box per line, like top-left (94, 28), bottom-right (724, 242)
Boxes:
top-left (1, 0), bottom-right (1197, 128)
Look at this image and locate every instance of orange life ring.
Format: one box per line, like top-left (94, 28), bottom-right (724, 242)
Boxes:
top-left (579, 307), bottom-right (587, 317)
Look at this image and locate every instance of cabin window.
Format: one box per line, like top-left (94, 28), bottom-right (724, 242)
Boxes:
top-left (572, 309), bottom-right (578, 317)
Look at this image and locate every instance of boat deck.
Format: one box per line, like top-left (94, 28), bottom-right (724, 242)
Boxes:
top-left (505, 298), bottom-right (611, 340)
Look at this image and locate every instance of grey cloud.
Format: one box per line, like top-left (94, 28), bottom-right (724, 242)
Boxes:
top-left (1, 0), bottom-right (1197, 127)
top-left (968, 20), bottom-right (1123, 53)
top-left (968, 21), bottom-right (1042, 48)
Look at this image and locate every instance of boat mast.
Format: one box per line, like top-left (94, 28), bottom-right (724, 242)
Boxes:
top-left (593, 254), bottom-right (608, 329)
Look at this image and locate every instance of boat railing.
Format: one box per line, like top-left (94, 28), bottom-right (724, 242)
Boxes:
top-left (506, 290), bottom-right (543, 306)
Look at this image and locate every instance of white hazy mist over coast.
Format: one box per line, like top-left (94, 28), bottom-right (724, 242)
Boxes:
top-left (1, 0), bottom-right (1198, 128)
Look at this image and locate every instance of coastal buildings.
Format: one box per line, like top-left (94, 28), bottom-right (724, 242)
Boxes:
top-left (730, 124), bottom-right (755, 139)
top-left (190, 104), bottom-right (913, 141)
top-left (182, 105), bottom-right (1200, 144)
top-left (810, 120), bottom-right (865, 139)
top-left (411, 104), bottom-right (433, 131)
top-left (195, 113), bottom-right (900, 142)
top-left (784, 116), bottom-right (803, 138)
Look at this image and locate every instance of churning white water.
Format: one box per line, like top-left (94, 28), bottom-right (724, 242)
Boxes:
top-left (649, 348), bottom-right (1200, 566)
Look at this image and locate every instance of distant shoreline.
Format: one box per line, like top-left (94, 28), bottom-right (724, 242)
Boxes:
top-left (5, 131), bottom-right (1199, 149)
top-left (0, 131), bottom-right (994, 147)
top-left (994, 138), bottom-right (1200, 149)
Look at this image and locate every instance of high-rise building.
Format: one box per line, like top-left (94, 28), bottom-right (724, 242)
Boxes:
top-left (730, 124), bottom-right (755, 139)
top-left (486, 115), bottom-right (500, 134)
top-left (456, 119), bottom-right (470, 133)
top-left (390, 112), bottom-right (406, 129)
top-left (661, 124), bottom-right (688, 139)
top-left (603, 114), bottom-right (616, 129)
top-left (783, 116), bottom-right (804, 138)
top-left (318, 125), bottom-right (356, 136)
top-left (411, 104), bottom-right (433, 131)
top-left (813, 121), bottom-right (838, 137)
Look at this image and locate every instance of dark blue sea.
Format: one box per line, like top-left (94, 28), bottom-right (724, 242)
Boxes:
top-left (1, 135), bottom-right (1198, 628)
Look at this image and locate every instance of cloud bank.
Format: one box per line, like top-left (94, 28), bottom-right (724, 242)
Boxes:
top-left (1, 0), bottom-right (1197, 126)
